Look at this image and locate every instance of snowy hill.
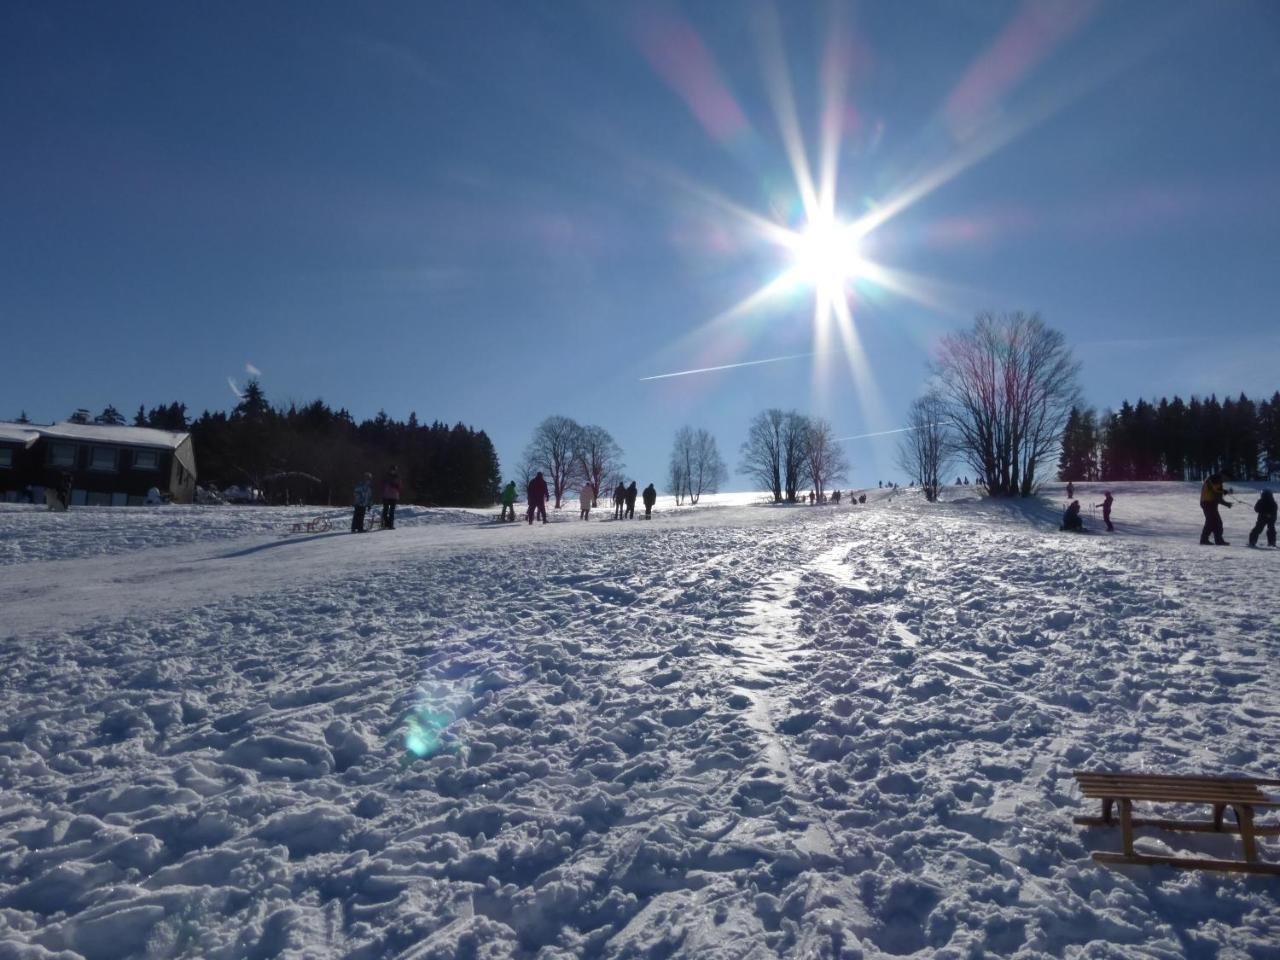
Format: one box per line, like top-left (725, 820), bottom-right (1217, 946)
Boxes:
top-left (0, 483), bottom-right (1276, 958)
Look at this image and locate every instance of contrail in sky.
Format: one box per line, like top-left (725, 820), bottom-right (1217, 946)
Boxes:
top-left (640, 352), bottom-right (813, 381)
top-left (836, 424), bottom-right (927, 442)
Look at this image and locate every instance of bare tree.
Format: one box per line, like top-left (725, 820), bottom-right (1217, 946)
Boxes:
top-left (895, 390), bottom-right (954, 502)
top-left (934, 312), bottom-right (1080, 497)
top-left (574, 425), bottom-right (623, 507)
top-left (803, 418), bottom-right (849, 501)
top-left (522, 415), bottom-right (583, 508)
top-left (516, 453), bottom-right (539, 490)
top-left (781, 411), bottom-right (811, 502)
top-left (740, 409), bottom-right (785, 502)
top-left (667, 454), bottom-right (687, 505)
top-left (671, 426), bottom-right (727, 505)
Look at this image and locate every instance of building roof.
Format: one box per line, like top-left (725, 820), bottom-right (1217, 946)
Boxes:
top-left (0, 422), bottom-right (41, 447)
top-left (33, 421), bottom-right (190, 450)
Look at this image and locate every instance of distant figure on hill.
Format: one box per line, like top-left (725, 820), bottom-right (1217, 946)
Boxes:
top-left (1199, 473), bottom-right (1232, 545)
top-left (527, 471), bottom-right (549, 525)
top-left (832, 490), bottom-right (841, 505)
top-left (380, 467), bottom-right (402, 530)
top-left (1061, 500), bottom-right (1084, 532)
top-left (642, 483), bottom-right (656, 519)
top-left (579, 483), bottom-right (595, 520)
top-left (859, 494), bottom-right (866, 504)
top-left (46, 475), bottom-right (72, 512)
top-left (47, 474), bottom-right (73, 512)
top-left (352, 472), bottom-right (372, 533)
top-left (500, 481), bottom-right (517, 522)
top-left (1095, 491), bottom-right (1115, 532)
top-left (1249, 489), bottom-right (1277, 548)
top-left (624, 481), bottom-right (638, 519)
top-left (1066, 481), bottom-right (1074, 500)
top-left (613, 482), bottom-right (626, 520)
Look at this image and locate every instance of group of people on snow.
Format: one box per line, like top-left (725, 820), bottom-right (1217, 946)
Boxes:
top-left (496, 474), bottom-right (659, 525)
top-left (1198, 474), bottom-right (1276, 548)
top-left (1058, 476), bottom-right (1276, 547)
top-left (350, 467), bottom-right (400, 533)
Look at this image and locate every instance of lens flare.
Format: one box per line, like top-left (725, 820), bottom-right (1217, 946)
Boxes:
top-left (403, 686), bottom-right (470, 760)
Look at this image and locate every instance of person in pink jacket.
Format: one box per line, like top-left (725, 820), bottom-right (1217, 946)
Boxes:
top-left (381, 466), bottom-right (402, 530)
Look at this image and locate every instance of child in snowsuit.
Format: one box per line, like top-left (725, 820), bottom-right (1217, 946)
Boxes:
top-left (1199, 474), bottom-right (1232, 545)
top-left (382, 467), bottom-right (402, 530)
top-left (642, 483), bottom-right (656, 519)
top-left (527, 472), bottom-right (549, 524)
top-left (500, 481), bottom-right (517, 522)
top-left (579, 484), bottom-right (594, 520)
top-left (1249, 490), bottom-right (1277, 548)
top-left (1095, 492), bottom-right (1114, 532)
top-left (624, 481), bottom-right (637, 519)
top-left (352, 473), bottom-right (373, 533)
top-left (1061, 500), bottom-right (1084, 532)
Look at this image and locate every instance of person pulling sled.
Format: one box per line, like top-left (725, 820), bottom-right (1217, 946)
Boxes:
top-left (1199, 473), bottom-right (1232, 545)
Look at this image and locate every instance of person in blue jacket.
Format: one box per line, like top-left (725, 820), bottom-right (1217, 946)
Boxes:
top-left (352, 472), bottom-right (372, 533)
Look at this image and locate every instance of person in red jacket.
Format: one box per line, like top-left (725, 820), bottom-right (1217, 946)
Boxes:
top-left (526, 471), bottom-right (549, 525)
top-left (381, 466), bottom-right (402, 530)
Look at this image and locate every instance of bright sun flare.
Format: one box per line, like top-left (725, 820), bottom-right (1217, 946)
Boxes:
top-left (791, 216), bottom-right (862, 289)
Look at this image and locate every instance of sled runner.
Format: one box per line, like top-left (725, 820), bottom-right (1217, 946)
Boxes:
top-left (286, 515), bottom-right (332, 534)
top-left (1073, 769), bottom-right (1280, 875)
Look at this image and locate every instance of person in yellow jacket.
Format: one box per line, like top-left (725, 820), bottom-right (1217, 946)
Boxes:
top-left (1199, 473), bottom-right (1233, 545)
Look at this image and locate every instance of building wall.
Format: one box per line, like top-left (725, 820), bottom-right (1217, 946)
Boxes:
top-left (0, 442), bottom-right (36, 501)
top-left (0, 430), bottom-right (198, 505)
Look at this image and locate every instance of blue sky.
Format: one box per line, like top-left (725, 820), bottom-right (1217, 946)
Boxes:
top-left (3, 1), bottom-right (1279, 488)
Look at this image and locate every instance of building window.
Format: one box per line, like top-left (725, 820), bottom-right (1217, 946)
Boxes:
top-left (48, 443), bottom-right (76, 468)
top-left (0, 448), bottom-right (11, 469)
top-left (89, 447), bottom-right (118, 472)
top-left (132, 449), bottom-right (160, 470)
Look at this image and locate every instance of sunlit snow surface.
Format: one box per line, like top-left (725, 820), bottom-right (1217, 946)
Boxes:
top-left (1, 483), bottom-right (1277, 958)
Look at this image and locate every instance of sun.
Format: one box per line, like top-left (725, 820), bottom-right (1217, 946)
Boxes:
top-left (790, 215), bottom-right (863, 290)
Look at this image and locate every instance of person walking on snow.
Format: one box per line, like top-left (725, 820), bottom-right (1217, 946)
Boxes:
top-left (352, 472), bottom-right (373, 533)
top-left (527, 471), bottom-right (549, 524)
top-left (1066, 481), bottom-right (1074, 500)
top-left (500, 481), bottom-right (517, 522)
top-left (1199, 473), bottom-right (1232, 545)
top-left (579, 483), bottom-right (595, 520)
top-left (1061, 500), bottom-right (1084, 532)
top-left (613, 482), bottom-right (626, 520)
top-left (1095, 491), bottom-right (1114, 532)
top-left (642, 483), bottom-right (656, 519)
top-left (624, 481), bottom-right (638, 519)
top-left (1249, 489), bottom-right (1277, 548)
top-left (381, 467), bottom-right (402, 530)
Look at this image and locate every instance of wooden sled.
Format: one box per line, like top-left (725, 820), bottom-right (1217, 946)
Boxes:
top-left (287, 514), bottom-right (333, 534)
top-left (1073, 770), bottom-right (1280, 875)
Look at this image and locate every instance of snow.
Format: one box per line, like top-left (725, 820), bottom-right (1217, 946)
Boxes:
top-left (30, 422), bottom-right (190, 451)
top-left (0, 422), bottom-right (40, 447)
top-left (1, 482), bottom-right (1277, 958)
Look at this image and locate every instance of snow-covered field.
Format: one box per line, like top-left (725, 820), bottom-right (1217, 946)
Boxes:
top-left (1, 483), bottom-right (1277, 959)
